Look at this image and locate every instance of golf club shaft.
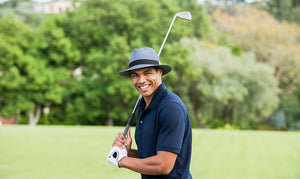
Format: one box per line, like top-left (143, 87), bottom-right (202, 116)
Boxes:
top-left (123, 95), bottom-right (142, 136)
top-left (158, 15), bottom-right (177, 56)
top-left (123, 11), bottom-right (190, 137)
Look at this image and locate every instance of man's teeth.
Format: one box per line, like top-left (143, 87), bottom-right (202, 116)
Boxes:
top-left (140, 85), bottom-right (149, 89)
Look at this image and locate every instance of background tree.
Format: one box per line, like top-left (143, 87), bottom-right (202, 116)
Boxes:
top-left (1, 0), bottom-right (299, 130)
top-left (0, 15), bottom-right (78, 126)
top-left (209, 5), bottom-right (300, 130)
top-left (211, 5), bottom-right (300, 96)
top-left (267, 0), bottom-right (293, 20)
top-left (181, 38), bottom-right (279, 129)
top-left (0, 15), bottom-right (37, 124)
top-left (266, 0), bottom-right (300, 24)
top-left (50, 0), bottom-right (200, 126)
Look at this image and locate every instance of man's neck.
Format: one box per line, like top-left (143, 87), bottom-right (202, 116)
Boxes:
top-left (143, 82), bottom-right (162, 108)
top-left (143, 96), bottom-right (152, 109)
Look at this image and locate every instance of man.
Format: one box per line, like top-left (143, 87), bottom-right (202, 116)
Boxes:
top-left (110, 47), bottom-right (193, 178)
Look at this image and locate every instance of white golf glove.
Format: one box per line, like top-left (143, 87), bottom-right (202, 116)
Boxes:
top-left (107, 146), bottom-right (127, 167)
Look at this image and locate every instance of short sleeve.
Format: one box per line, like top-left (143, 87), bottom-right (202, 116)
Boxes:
top-left (156, 102), bottom-right (186, 154)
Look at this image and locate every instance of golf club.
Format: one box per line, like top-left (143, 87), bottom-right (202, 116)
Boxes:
top-left (158, 11), bottom-right (192, 56)
top-left (123, 11), bottom-right (192, 137)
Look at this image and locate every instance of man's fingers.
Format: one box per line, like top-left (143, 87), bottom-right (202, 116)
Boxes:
top-left (112, 132), bottom-right (127, 148)
top-left (127, 128), bottom-right (131, 138)
top-left (112, 139), bottom-right (126, 149)
top-left (118, 132), bottom-right (125, 139)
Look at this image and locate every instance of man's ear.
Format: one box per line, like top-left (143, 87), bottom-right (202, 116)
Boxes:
top-left (157, 67), bottom-right (163, 75)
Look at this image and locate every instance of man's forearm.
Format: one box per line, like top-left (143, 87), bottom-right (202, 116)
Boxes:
top-left (118, 151), bottom-right (177, 176)
top-left (119, 156), bottom-right (168, 175)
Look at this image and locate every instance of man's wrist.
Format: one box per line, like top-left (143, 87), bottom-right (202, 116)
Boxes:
top-left (118, 157), bottom-right (127, 168)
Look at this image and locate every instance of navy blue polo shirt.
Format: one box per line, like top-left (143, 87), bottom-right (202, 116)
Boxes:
top-left (135, 83), bottom-right (193, 179)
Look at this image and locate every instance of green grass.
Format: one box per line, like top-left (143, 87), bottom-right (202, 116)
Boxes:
top-left (0, 126), bottom-right (299, 179)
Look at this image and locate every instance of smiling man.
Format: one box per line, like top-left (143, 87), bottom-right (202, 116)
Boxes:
top-left (130, 67), bottom-right (162, 107)
top-left (111, 47), bottom-right (193, 179)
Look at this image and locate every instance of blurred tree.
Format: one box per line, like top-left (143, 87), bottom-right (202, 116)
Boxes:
top-left (266, 0), bottom-right (300, 20)
top-left (267, 0), bottom-right (293, 20)
top-left (37, 15), bottom-right (81, 68)
top-left (279, 91), bottom-right (300, 130)
top-left (270, 108), bottom-right (286, 130)
top-left (0, 15), bottom-right (77, 126)
top-left (251, 0), bottom-right (300, 24)
top-left (211, 5), bottom-right (300, 97)
top-left (0, 0), bottom-right (215, 127)
top-left (32, 15), bottom-right (81, 125)
top-left (0, 15), bottom-right (36, 122)
top-left (52, 0), bottom-right (199, 125)
top-left (180, 38), bottom-right (279, 129)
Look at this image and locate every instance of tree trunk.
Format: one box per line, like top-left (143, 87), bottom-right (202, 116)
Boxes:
top-left (29, 105), bottom-right (41, 126)
top-left (193, 106), bottom-right (205, 128)
top-left (106, 117), bottom-right (114, 126)
top-left (16, 109), bottom-right (21, 124)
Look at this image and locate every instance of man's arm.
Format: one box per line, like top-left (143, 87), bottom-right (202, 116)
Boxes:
top-left (112, 128), bottom-right (178, 175)
top-left (119, 151), bottom-right (177, 175)
top-left (112, 129), bottom-right (139, 158)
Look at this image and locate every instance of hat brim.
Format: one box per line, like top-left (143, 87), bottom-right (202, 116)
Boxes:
top-left (118, 64), bottom-right (172, 77)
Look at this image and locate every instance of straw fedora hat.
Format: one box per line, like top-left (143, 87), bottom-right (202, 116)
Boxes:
top-left (118, 47), bottom-right (172, 77)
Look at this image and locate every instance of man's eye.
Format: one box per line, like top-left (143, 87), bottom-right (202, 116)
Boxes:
top-left (131, 74), bottom-right (137, 78)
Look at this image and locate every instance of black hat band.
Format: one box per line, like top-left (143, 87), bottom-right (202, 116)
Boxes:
top-left (129, 59), bottom-right (160, 68)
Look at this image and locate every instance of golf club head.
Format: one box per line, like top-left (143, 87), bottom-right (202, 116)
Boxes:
top-left (176, 11), bottom-right (192, 21)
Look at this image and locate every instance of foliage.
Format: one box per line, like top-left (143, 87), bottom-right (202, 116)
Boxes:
top-left (209, 4), bottom-right (300, 130)
top-left (181, 38), bottom-right (279, 129)
top-left (279, 93), bottom-right (300, 130)
top-left (0, 16), bottom-right (37, 117)
top-left (0, 15), bottom-right (76, 125)
top-left (0, 0), bottom-right (299, 129)
top-left (211, 5), bottom-right (300, 97)
top-left (266, 0), bottom-right (300, 24)
top-left (48, 0), bottom-right (203, 125)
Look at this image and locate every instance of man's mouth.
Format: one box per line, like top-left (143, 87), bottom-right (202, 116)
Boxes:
top-left (139, 84), bottom-right (150, 90)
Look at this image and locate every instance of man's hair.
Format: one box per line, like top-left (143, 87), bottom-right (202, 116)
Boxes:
top-left (154, 66), bottom-right (162, 71)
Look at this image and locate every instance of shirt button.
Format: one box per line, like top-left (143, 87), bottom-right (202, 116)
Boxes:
top-left (140, 121), bottom-right (143, 124)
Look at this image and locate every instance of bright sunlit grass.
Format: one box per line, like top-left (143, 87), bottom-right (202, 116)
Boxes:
top-left (0, 125), bottom-right (299, 179)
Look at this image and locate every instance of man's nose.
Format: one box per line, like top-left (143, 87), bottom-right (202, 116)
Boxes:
top-left (138, 75), bottom-right (146, 83)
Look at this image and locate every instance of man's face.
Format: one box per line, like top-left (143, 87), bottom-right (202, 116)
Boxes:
top-left (130, 67), bottom-right (162, 102)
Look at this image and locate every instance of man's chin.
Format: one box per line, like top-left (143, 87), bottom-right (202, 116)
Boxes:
top-left (140, 92), bottom-right (152, 98)
top-left (140, 92), bottom-right (149, 97)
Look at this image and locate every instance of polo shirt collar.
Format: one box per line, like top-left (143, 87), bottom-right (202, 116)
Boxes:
top-left (140, 82), bottom-right (167, 110)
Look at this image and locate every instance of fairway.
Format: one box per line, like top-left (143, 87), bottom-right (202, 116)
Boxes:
top-left (0, 126), bottom-right (299, 179)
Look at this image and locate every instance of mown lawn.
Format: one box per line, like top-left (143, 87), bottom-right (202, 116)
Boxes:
top-left (0, 125), bottom-right (299, 179)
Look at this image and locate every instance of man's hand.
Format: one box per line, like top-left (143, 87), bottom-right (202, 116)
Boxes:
top-left (107, 129), bottom-right (132, 167)
top-left (112, 129), bottom-right (132, 152)
top-left (107, 146), bottom-right (127, 167)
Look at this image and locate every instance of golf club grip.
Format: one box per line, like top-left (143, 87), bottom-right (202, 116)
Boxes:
top-left (123, 95), bottom-right (142, 137)
top-left (123, 124), bottom-right (131, 137)
top-left (123, 112), bottom-right (135, 136)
